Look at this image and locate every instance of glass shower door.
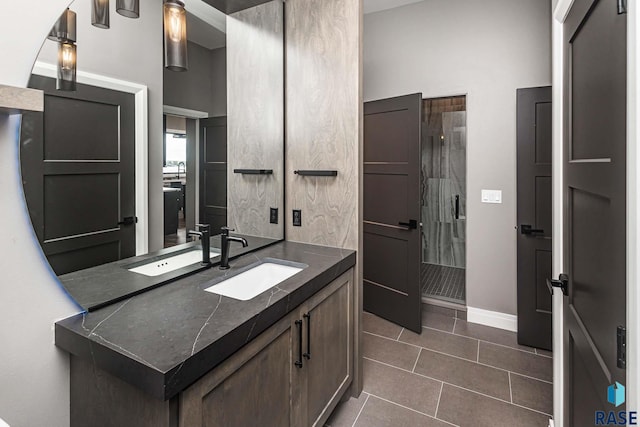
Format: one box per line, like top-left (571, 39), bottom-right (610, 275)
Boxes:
top-left (421, 97), bottom-right (466, 304)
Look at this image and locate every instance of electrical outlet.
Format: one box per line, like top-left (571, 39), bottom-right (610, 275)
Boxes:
top-left (293, 209), bottom-right (302, 227)
top-left (270, 207), bottom-right (278, 224)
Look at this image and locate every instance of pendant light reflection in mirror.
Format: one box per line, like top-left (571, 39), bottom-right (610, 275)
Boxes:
top-left (163, 0), bottom-right (189, 72)
top-left (48, 8), bottom-right (77, 91)
top-left (49, 0), bottom-right (185, 92)
top-left (91, 0), bottom-right (110, 29)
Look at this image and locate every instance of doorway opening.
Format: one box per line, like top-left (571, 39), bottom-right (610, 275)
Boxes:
top-left (163, 115), bottom-right (188, 248)
top-left (420, 95), bottom-right (467, 305)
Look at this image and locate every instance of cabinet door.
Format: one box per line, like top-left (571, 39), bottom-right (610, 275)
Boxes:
top-left (179, 313), bottom-right (298, 427)
top-left (303, 269), bottom-right (353, 427)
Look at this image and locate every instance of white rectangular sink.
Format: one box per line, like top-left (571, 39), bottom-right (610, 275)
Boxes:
top-left (128, 250), bottom-right (220, 277)
top-left (204, 261), bottom-right (305, 301)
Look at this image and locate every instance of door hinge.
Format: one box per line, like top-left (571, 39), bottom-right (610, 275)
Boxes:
top-left (617, 326), bottom-right (626, 369)
top-left (617, 0), bottom-right (627, 15)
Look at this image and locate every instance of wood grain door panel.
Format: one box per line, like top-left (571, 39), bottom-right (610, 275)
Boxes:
top-left (304, 274), bottom-right (352, 426)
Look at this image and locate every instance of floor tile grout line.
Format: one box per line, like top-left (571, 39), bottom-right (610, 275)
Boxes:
top-left (364, 356), bottom-right (553, 415)
top-left (434, 381), bottom-right (445, 419)
top-left (509, 371), bottom-right (554, 385)
top-left (476, 339), bottom-right (480, 362)
top-left (350, 393), bottom-right (370, 427)
top-left (396, 327), bottom-right (404, 341)
top-left (445, 383), bottom-right (554, 418)
top-left (508, 371), bottom-right (513, 403)
top-left (408, 312), bottom-right (544, 355)
top-left (365, 332), bottom-right (553, 383)
top-left (364, 392), bottom-right (459, 427)
top-left (420, 322), bottom-right (544, 357)
top-left (452, 317), bottom-right (457, 334)
top-left (363, 330), bottom-right (404, 342)
top-left (535, 350), bottom-right (553, 359)
top-left (412, 347), bottom-right (422, 373)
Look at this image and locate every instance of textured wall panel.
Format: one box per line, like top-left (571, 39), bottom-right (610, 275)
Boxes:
top-left (227, 0), bottom-right (284, 239)
top-left (285, 0), bottom-right (361, 251)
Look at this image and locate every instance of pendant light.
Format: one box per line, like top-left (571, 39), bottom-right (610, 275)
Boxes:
top-left (117, 0), bottom-right (140, 19)
top-left (91, 0), bottom-right (110, 29)
top-left (48, 9), bottom-right (77, 91)
top-left (48, 8), bottom-right (76, 43)
top-left (57, 41), bottom-right (77, 91)
top-left (163, 0), bottom-right (188, 72)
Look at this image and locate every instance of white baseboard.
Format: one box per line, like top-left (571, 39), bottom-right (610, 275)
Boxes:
top-left (548, 418), bottom-right (555, 427)
top-left (467, 306), bottom-right (518, 332)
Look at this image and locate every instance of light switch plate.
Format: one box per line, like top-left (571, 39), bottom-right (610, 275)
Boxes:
top-left (481, 189), bottom-right (502, 204)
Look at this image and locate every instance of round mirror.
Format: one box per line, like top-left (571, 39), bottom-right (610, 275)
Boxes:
top-left (20, 0), bottom-right (285, 309)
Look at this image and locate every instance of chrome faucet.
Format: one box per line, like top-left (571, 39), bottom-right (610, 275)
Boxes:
top-left (187, 224), bottom-right (212, 267)
top-left (220, 226), bottom-right (248, 270)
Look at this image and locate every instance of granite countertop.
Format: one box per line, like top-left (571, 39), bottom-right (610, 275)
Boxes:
top-left (55, 241), bottom-right (356, 400)
top-left (59, 234), bottom-right (279, 311)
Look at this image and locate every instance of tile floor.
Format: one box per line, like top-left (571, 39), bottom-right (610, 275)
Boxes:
top-left (327, 308), bottom-right (553, 427)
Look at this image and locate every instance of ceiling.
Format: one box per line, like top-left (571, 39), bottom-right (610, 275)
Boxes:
top-left (364, 0), bottom-right (425, 14)
top-left (185, 0), bottom-right (426, 50)
top-left (187, 12), bottom-right (226, 50)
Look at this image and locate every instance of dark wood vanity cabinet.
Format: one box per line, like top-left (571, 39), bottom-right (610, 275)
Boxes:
top-left (70, 268), bottom-right (354, 427)
top-left (179, 268), bottom-right (354, 427)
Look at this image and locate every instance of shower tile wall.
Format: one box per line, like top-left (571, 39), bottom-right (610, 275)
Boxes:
top-left (421, 97), bottom-right (466, 269)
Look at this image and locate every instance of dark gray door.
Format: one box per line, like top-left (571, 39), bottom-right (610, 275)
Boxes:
top-left (199, 117), bottom-right (227, 234)
top-left (363, 94), bottom-right (422, 333)
top-left (516, 86), bottom-right (552, 350)
top-left (563, 0), bottom-right (626, 423)
top-left (20, 75), bottom-right (136, 275)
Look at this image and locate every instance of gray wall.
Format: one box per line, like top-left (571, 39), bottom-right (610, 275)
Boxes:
top-left (227, 1), bottom-right (284, 239)
top-left (0, 1), bottom-right (162, 425)
top-left (164, 42), bottom-right (227, 116)
top-left (364, 0), bottom-right (551, 315)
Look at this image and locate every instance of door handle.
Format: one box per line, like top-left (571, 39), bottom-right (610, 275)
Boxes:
top-left (520, 224), bottom-right (543, 235)
top-left (546, 273), bottom-right (568, 296)
top-left (303, 313), bottom-right (311, 360)
top-left (398, 220), bottom-right (418, 230)
top-left (455, 195), bottom-right (460, 220)
top-left (295, 319), bottom-right (303, 368)
top-left (118, 216), bottom-right (138, 226)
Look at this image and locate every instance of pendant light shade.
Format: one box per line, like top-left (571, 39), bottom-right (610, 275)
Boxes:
top-left (117, 0), bottom-right (140, 19)
top-left (57, 41), bottom-right (77, 91)
top-left (48, 8), bottom-right (76, 43)
top-left (92, 0), bottom-right (110, 29)
top-left (163, 0), bottom-right (188, 72)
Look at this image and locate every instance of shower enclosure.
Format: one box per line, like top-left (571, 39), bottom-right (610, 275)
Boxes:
top-left (421, 96), bottom-right (466, 304)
